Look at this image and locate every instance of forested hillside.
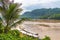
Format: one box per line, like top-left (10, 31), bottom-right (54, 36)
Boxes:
top-left (21, 8), bottom-right (60, 19)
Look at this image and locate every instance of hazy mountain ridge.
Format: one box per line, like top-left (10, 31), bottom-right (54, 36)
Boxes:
top-left (21, 8), bottom-right (60, 19)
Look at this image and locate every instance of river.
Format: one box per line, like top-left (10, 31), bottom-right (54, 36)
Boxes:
top-left (21, 21), bottom-right (60, 40)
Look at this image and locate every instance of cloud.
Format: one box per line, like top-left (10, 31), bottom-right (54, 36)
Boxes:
top-left (24, 1), bottom-right (60, 10)
top-left (14, 0), bottom-right (59, 6)
top-left (14, 0), bottom-right (60, 11)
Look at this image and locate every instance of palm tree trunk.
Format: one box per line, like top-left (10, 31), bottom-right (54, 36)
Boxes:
top-left (4, 21), bottom-right (10, 33)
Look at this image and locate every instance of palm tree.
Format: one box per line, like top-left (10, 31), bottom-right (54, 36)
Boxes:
top-left (0, 0), bottom-right (25, 33)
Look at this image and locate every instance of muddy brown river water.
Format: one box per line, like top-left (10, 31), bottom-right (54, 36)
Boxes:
top-left (21, 21), bottom-right (60, 40)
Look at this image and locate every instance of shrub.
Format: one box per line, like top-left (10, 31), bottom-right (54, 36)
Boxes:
top-left (0, 23), bottom-right (4, 33)
top-left (0, 30), bottom-right (21, 40)
top-left (0, 30), bottom-right (38, 40)
top-left (42, 36), bottom-right (50, 40)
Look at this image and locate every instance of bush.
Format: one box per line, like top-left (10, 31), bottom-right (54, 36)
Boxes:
top-left (42, 36), bottom-right (50, 40)
top-left (0, 30), bottom-right (38, 40)
top-left (0, 30), bottom-right (21, 40)
top-left (9, 30), bottom-right (20, 37)
top-left (0, 23), bottom-right (4, 33)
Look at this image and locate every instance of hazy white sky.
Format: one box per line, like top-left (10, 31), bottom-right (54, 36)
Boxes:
top-left (14, 0), bottom-right (60, 13)
top-left (14, 0), bottom-right (59, 6)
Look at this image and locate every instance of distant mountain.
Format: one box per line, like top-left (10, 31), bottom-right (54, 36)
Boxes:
top-left (21, 8), bottom-right (60, 19)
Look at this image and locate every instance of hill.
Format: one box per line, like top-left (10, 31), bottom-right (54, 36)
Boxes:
top-left (21, 8), bottom-right (60, 19)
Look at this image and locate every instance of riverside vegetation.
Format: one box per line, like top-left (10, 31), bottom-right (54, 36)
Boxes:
top-left (0, 0), bottom-right (50, 40)
top-left (0, 22), bottom-right (50, 40)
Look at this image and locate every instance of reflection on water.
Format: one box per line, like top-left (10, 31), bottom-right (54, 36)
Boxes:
top-left (22, 21), bottom-right (60, 40)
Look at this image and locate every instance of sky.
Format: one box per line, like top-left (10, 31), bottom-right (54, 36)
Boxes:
top-left (14, 0), bottom-right (60, 14)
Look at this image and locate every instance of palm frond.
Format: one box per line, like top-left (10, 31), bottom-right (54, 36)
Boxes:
top-left (10, 18), bottom-right (26, 27)
top-left (6, 3), bottom-right (22, 19)
top-left (0, 0), bottom-right (24, 28)
top-left (0, 1), bottom-right (22, 24)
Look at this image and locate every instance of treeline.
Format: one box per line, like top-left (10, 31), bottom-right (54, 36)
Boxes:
top-left (21, 8), bottom-right (60, 20)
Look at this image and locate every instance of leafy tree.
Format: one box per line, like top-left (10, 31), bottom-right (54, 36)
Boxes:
top-left (0, 0), bottom-right (25, 33)
top-left (49, 14), bottom-right (60, 20)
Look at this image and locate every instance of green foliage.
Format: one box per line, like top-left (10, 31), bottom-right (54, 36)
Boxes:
top-left (0, 30), bottom-right (21, 40)
top-left (0, 0), bottom-right (51, 40)
top-left (0, 23), bottom-right (4, 33)
top-left (0, 30), bottom-right (38, 40)
top-left (0, 25), bottom-right (50, 40)
top-left (21, 8), bottom-right (60, 19)
top-left (40, 15), bottom-right (49, 19)
top-left (42, 36), bottom-right (50, 40)
top-left (9, 30), bottom-right (20, 37)
top-left (49, 14), bottom-right (60, 20)
top-left (0, 0), bottom-right (26, 33)
top-left (0, 32), bottom-right (51, 40)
